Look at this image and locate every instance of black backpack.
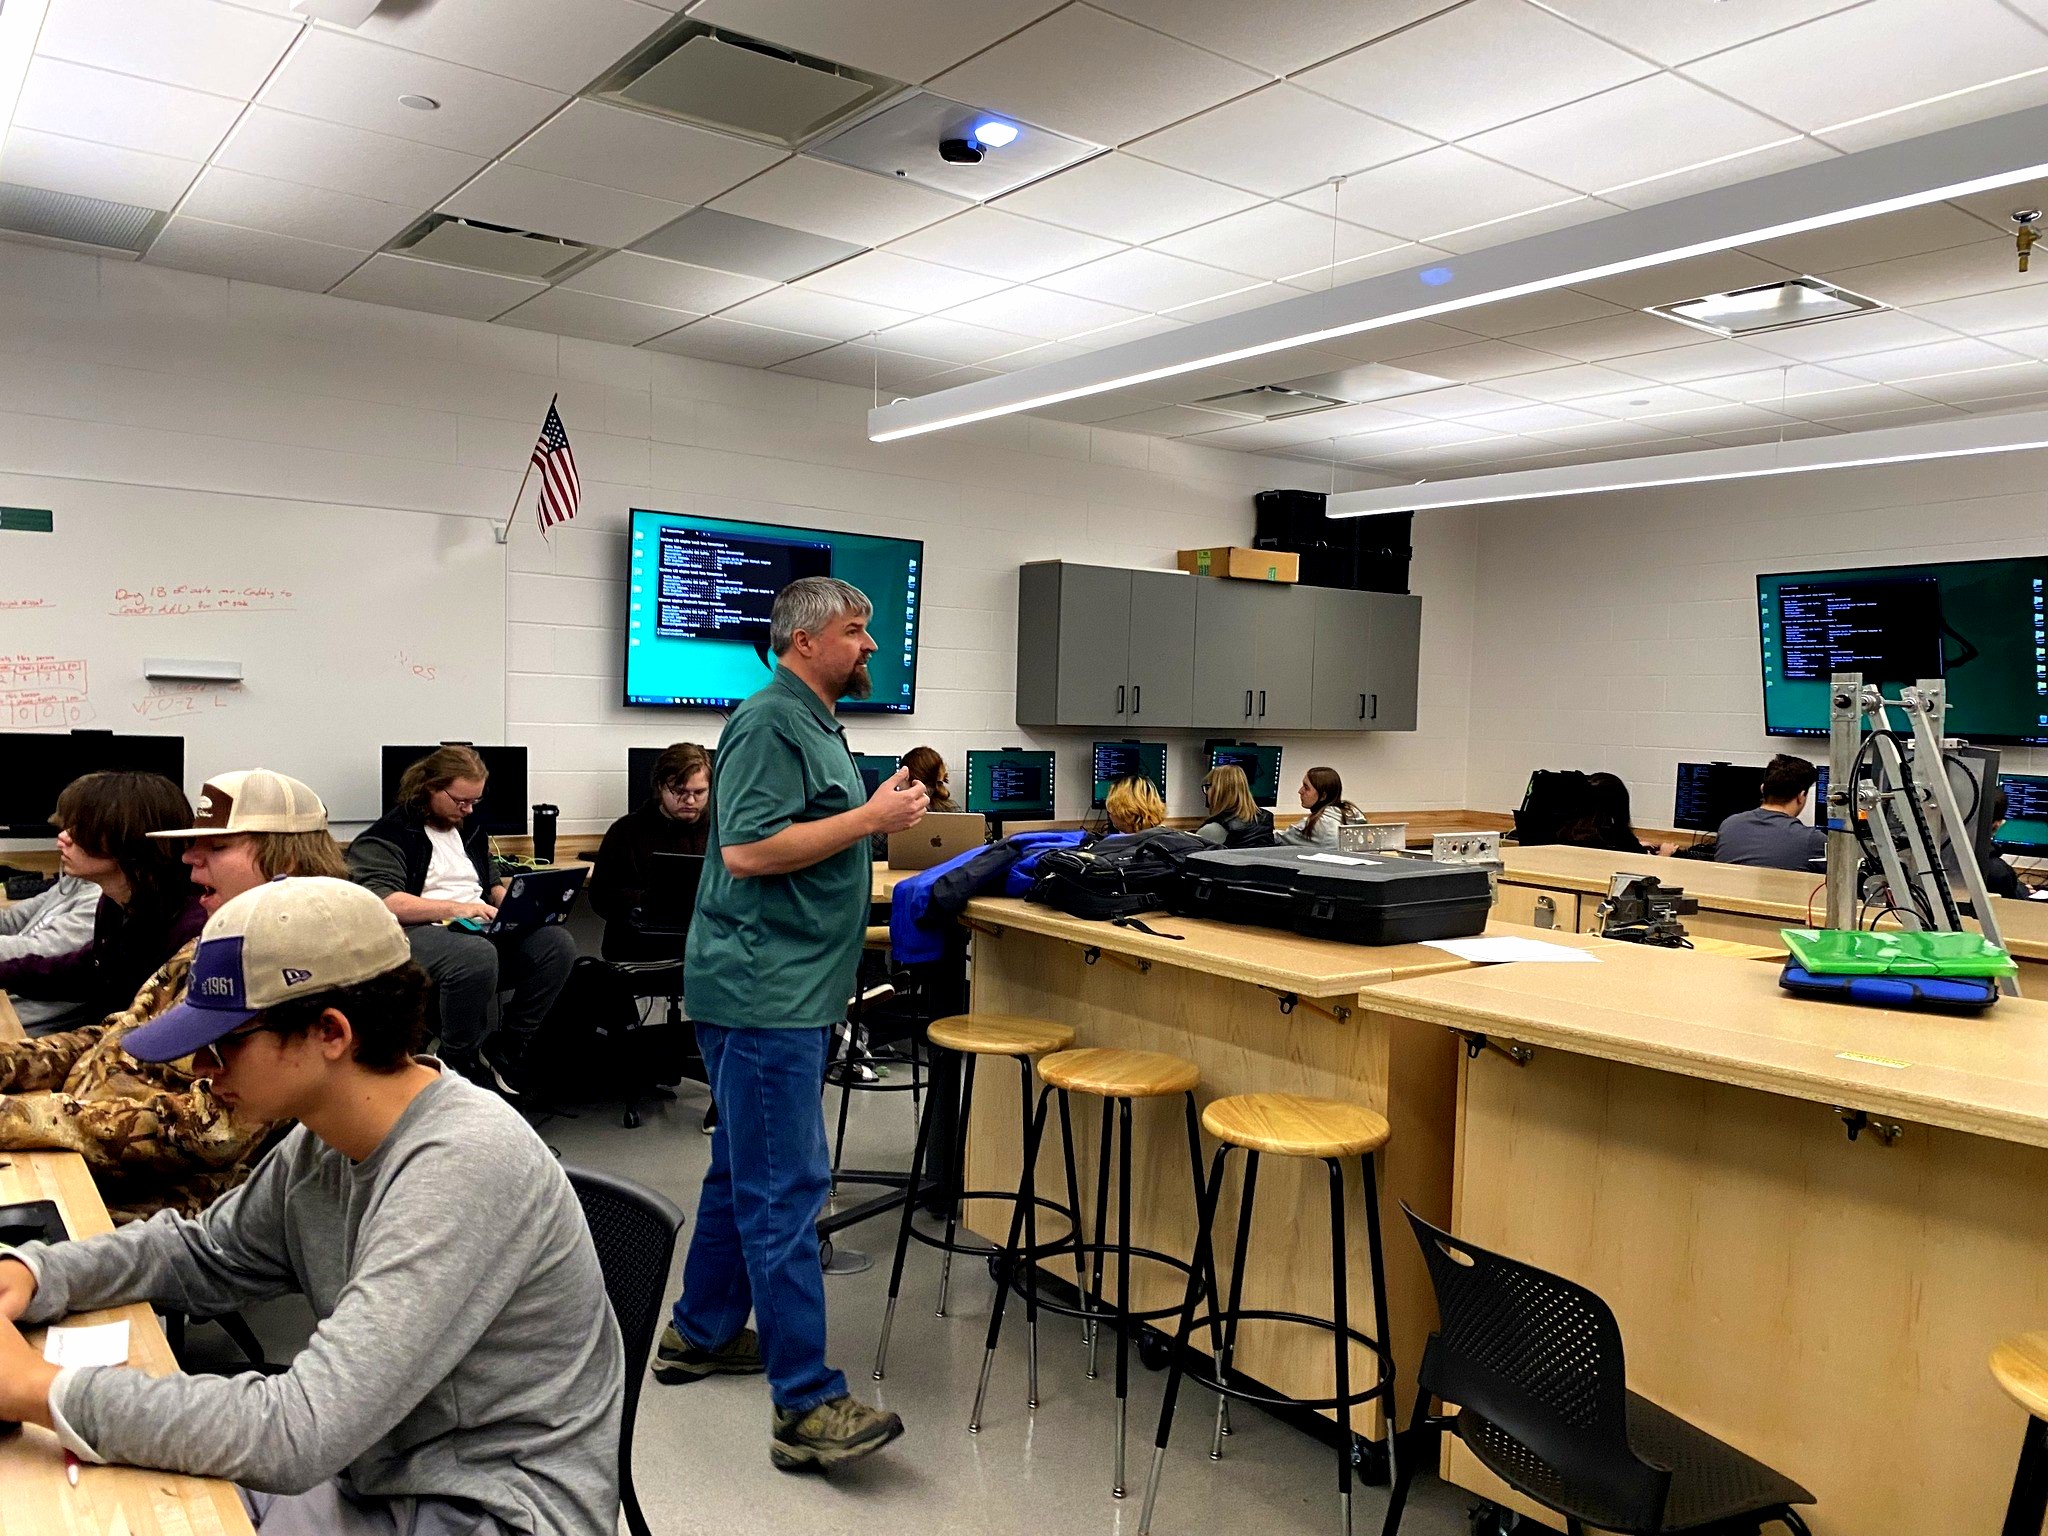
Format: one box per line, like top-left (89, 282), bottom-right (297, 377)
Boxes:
top-left (526, 956), bottom-right (693, 1104)
top-left (1026, 829), bottom-right (1208, 920)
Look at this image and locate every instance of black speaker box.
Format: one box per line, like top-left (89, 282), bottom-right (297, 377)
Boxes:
top-left (1252, 491), bottom-right (1412, 593)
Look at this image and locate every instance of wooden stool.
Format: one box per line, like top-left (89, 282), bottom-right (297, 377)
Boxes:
top-left (1994, 1332), bottom-right (2048, 1534)
top-left (968, 1047), bottom-right (1219, 1500)
top-left (872, 1013), bottom-right (1079, 1380)
top-left (1139, 1092), bottom-right (1397, 1536)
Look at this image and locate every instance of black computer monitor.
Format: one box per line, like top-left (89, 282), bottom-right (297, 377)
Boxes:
top-left (0, 731), bottom-right (186, 837)
top-left (1206, 742), bottom-right (1281, 808)
top-left (1673, 761), bottom-right (1767, 834)
top-left (379, 744), bottom-right (530, 836)
top-left (1812, 766), bottom-right (1831, 827)
top-left (851, 753), bottom-right (900, 799)
top-left (964, 749), bottom-right (1055, 819)
top-left (1996, 773), bottom-right (2048, 857)
top-left (1090, 741), bottom-right (1166, 809)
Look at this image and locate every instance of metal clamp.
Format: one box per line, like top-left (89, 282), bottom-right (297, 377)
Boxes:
top-left (958, 916), bottom-right (1003, 939)
top-left (1833, 1107), bottom-right (1903, 1146)
top-left (1082, 945), bottom-right (1151, 976)
top-left (1272, 991), bottom-right (1353, 1024)
top-left (1458, 1032), bottom-right (1533, 1066)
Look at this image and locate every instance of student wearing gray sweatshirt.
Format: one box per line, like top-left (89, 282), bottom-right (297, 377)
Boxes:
top-left (0, 877), bottom-right (623, 1536)
top-left (0, 874), bottom-right (102, 1032)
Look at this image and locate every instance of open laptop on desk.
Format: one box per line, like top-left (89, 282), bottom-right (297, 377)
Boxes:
top-left (639, 852), bottom-right (705, 934)
top-left (450, 865), bottom-right (585, 937)
top-left (888, 812), bottom-right (988, 870)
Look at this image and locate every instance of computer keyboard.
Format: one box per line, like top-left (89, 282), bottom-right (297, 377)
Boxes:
top-left (1, 869), bottom-right (55, 901)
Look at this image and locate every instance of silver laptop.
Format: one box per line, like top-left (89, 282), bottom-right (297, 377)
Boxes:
top-left (888, 813), bottom-right (989, 870)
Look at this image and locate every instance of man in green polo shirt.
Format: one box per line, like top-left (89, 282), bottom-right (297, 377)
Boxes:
top-left (655, 575), bottom-right (929, 1470)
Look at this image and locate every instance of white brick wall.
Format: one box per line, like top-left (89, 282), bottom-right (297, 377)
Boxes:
top-left (1464, 457), bottom-right (2048, 829)
top-left (0, 243), bottom-right (1478, 836)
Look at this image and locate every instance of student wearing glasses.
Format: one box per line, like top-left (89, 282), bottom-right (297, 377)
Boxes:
top-left (347, 745), bottom-right (575, 1097)
top-left (590, 741), bottom-right (713, 961)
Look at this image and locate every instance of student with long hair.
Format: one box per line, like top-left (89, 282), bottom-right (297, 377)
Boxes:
top-left (1557, 772), bottom-right (1675, 856)
top-left (1104, 775), bottom-right (1166, 835)
top-left (1278, 766), bottom-right (1362, 848)
top-left (1195, 764), bottom-right (1276, 848)
top-left (900, 746), bottom-right (958, 813)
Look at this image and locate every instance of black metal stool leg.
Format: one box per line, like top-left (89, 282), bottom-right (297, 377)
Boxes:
top-left (1018, 1058), bottom-right (1045, 1412)
top-left (1087, 1092), bottom-right (1114, 1378)
top-left (1327, 1159), bottom-right (1355, 1536)
top-left (1360, 1151), bottom-right (1398, 1499)
top-left (2004, 1415), bottom-right (2048, 1536)
top-left (829, 1029), bottom-right (856, 1199)
top-left (1113, 1095), bottom-right (1136, 1497)
top-left (1212, 1150), bottom-right (1261, 1459)
top-left (936, 1054), bottom-right (979, 1318)
top-left (1139, 1145), bottom-right (1230, 1536)
top-left (872, 1044), bottom-right (944, 1381)
top-left (1379, 1388), bottom-right (1430, 1535)
top-left (968, 1083), bottom-right (1052, 1433)
top-left (1058, 1088), bottom-right (1091, 1344)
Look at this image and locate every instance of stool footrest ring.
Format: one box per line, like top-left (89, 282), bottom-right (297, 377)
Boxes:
top-left (998, 1241), bottom-right (1207, 1324)
top-left (1179, 1307), bottom-right (1396, 1414)
top-left (904, 1192), bottom-right (1079, 1258)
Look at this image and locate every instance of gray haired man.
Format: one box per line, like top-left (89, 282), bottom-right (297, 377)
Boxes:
top-left (655, 577), bottom-right (928, 1469)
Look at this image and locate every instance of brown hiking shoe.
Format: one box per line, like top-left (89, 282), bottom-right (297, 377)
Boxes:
top-left (770, 1393), bottom-right (905, 1472)
top-left (652, 1325), bottom-right (763, 1384)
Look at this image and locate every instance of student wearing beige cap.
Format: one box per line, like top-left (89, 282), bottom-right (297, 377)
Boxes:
top-left (0, 768), bottom-right (346, 1223)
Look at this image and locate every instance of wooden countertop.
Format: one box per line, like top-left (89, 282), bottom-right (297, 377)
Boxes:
top-left (1495, 843), bottom-right (2048, 961)
top-left (960, 896), bottom-right (1607, 1000)
top-left (1359, 941), bottom-right (2048, 1150)
top-left (0, 991), bottom-right (256, 1534)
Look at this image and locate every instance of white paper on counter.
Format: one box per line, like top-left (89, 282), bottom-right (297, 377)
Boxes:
top-left (1421, 937), bottom-right (1601, 964)
top-left (42, 1320), bottom-right (130, 1367)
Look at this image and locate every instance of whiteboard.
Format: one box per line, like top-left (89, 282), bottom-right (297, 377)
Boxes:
top-left (0, 473), bottom-right (505, 828)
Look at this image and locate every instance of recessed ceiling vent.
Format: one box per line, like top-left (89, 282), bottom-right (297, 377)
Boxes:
top-left (594, 20), bottom-right (904, 148)
top-left (0, 183), bottom-right (161, 255)
top-left (390, 215), bottom-right (593, 280)
top-left (1648, 276), bottom-right (1885, 338)
top-left (1195, 385), bottom-right (1350, 420)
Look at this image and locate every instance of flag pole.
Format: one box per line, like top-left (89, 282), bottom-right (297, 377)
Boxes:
top-left (495, 393), bottom-right (556, 546)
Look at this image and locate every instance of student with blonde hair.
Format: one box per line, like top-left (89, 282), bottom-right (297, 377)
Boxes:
top-left (1104, 775), bottom-right (1166, 835)
top-left (1195, 765), bottom-right (1276, 848)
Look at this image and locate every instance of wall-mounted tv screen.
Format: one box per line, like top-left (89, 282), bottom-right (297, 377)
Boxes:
top-left (1758, 556), bottom-right (2048, 744)
top-left (625, 508), bottom-right (923, 714)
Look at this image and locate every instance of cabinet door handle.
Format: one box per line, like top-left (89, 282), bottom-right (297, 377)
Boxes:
top-left (1116, 684), bottom-right (1126, 716)
top-left (1244, 689), bottom-right (1252, 718)
top-left (1131, 684), bottom-right (1141, 715)
top-left (1370, 692), bottom-right (1378, 720)
top-left (1258, 689), bottom-right (1266, 718)
top-left (1358, 693), bottom-right (1367, 720)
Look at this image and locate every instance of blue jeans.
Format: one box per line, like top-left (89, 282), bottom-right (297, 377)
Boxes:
top-left (672, 1021), bottom-right (847, 1412)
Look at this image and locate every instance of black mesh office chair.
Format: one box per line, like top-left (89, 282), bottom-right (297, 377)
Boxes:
top-left (567, 1166), bottom-right (685, 1536)
top-left (1382, 1208), bottom-right (1813, 1536)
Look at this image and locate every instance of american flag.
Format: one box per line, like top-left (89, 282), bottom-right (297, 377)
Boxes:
top-left (529, 399), bottom-right (580, 533)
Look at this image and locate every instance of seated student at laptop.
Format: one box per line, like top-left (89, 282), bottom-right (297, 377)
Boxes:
top-left (0, 768), bottom-right (345, 1223)
top-left (590, 742), bottom-right (711, 960)
top-left (900, 746), bottom-right (959, 812)
top-left (0, 772), bottom-right (202, 1029)
top-left (1975, 787), bottom-right (2039, 899)
top-left (0, 870), bottom-right (100, 1035)
top-left (1195, 765), bottom-right (1276, 848)
top-left (1555, 772), bottom-right (1678, 857)
top-left (0, 877), bottom-right (624, 1536)
top-left (1715, 755), bottom-right (1828, 871)
top-left (348, 746), bottom-right (575, 1096)
top-left (1104, 774), bottom-right (1165, 835)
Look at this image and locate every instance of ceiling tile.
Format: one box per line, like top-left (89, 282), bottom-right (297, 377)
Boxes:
top-left (689, 0), bottom-right (1067, 83)
top-left (1093, 0), bottom-right (1453, 77)
top-left (1950, 174), bottom-right (2048, 236)
top-left (797, 250), bottom-right (1007, 311)
top-left (1596, 136), bottom-right (1835, 208)
top-left (495, 287), bottom-right (698, 345)
top-left (1275, 361), bottom-right (1452, 400)
top-left (1039, 246), bottom-right (1255, 309)
top-left (1786, 381), bottom-right (1925, 419)
top-left (353, 0), bottom-right (669, 93)
top-left (1685, 362), bottom-right (1880, 402)
top-left (39, 0), bottom-right (300, 98)
top-left (772, 344), bottom-right (963, 391)
top-left (1166, 282), bottom-right (1304, 323)
top-left (1574, 251), bottom-right (1801, 312)
top-left (874, 314), bottom-right (1035, 364)
top-left (1297, 0), bottom-right (1652, 141)
top-left (560, 250), bottom-right (773, 310)
top-left (1338, 418), bottom-right (1502, 451)
top-left (719, 286), bottom-right (915, 341)
top-left (1311, 318), bottom-right (1486, 363)
top-left (1514, 310), bottom-right (1708, 361)
top-left (1903, 360), bottom-right (2048, 402)
top-left (179, 166), bottom-right (417, 250)
top-left (1915, 281), bottom-right (2048, 337)
top-left (928, 3), bottom-right (1267, 146)
top-left (1382, 383), bottom-right (1534, 420)
top-left (642, 316), bottom-right (833, 366)
top-left (16, 57), bottom-right (244, 162)
top-left (1296, 145), bottom-right (1579, 244)
top-left (441, 162), bottom-right (688, 248)
top-left (1464, 74), bottom-right (1794, 196)
top-left (994, 152), bottom-right (1261, 244)
top-left (506, 100), bottom-right (786, 205)
top-left (258, 30), bottom-right (566, 156)
top-left (1682, 0), bottom-right (2048, 135)
top-left (1746, 200), bottom-right (1996, 275)
top-left (1607, 339), bottom-right (1793, 386)
top-left (1150, 201), bottom-right (1404, 283)
top-left (1103, 404), bottom-right (1253, 437)
top-left (331, 253), bottom-right (545, 319)
top-left (1490, 361), bottom-right (1671, 401)
top-left (1284, 238), bottom-right (1446, 288)
top-left (1186, 416), bottom-right (1356, 451)
top-left (1833, 336), bottom-right (2034, 383)
top-left (143, 216), bottom-right (368, 293)
top-left (0, 127), bottom-right (201, 210)
top-left (213, 107), bottom-right (483, 205)
top-left (1463, 400), bottom-right (1608, 435)
top-left (1572, 382), bottom-right (1728, 419)
top-left (939, 284), bottom-right (1144, 339)
top-left (1737, 306), bottom-right (1954, 361)
top-left (1382, 338), bottom-right (1561, 384)
top-left (1537, 0), bottom-right (1864, 66)
top-left (1448, 289), bottom-right (1628, 338)
top-left (885, 206), bottom-right (1123, 281)
top-left (1829, 238), bottom-right (2038, 308)
top-left (1524, 417), bottom-right (1676, 448)
top-left (710, 156), bottom-right (963, 247)
top-left (1130, 83), bottom-right (1432, 199)
top-left (633, 207), bottom-right (865, 281)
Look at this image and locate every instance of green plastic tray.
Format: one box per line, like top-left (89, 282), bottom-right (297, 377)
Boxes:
top-left (1780, 927), bottom-right (2019, 977)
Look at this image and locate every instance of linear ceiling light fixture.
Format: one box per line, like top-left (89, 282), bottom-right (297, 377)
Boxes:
top-left (1321, 405), bottom-right (2048, 517)
top-left (868, 103), bottom-right (2048, 444)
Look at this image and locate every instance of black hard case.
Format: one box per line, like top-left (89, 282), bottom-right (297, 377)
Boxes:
top-left (1167, 848), bottom-right (1491, 945)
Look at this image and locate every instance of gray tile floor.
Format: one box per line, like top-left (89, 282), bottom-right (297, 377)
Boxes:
top-left (228, 1076), bottom-right (1489, 1536)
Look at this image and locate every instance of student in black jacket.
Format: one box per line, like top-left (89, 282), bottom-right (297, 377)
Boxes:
top-left (1555, 773), bottom-right (1677, 857)
top-left (1195, 764), bottom-right (1276, 848)
top-left (591, 742), bottom-right (712, 959)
